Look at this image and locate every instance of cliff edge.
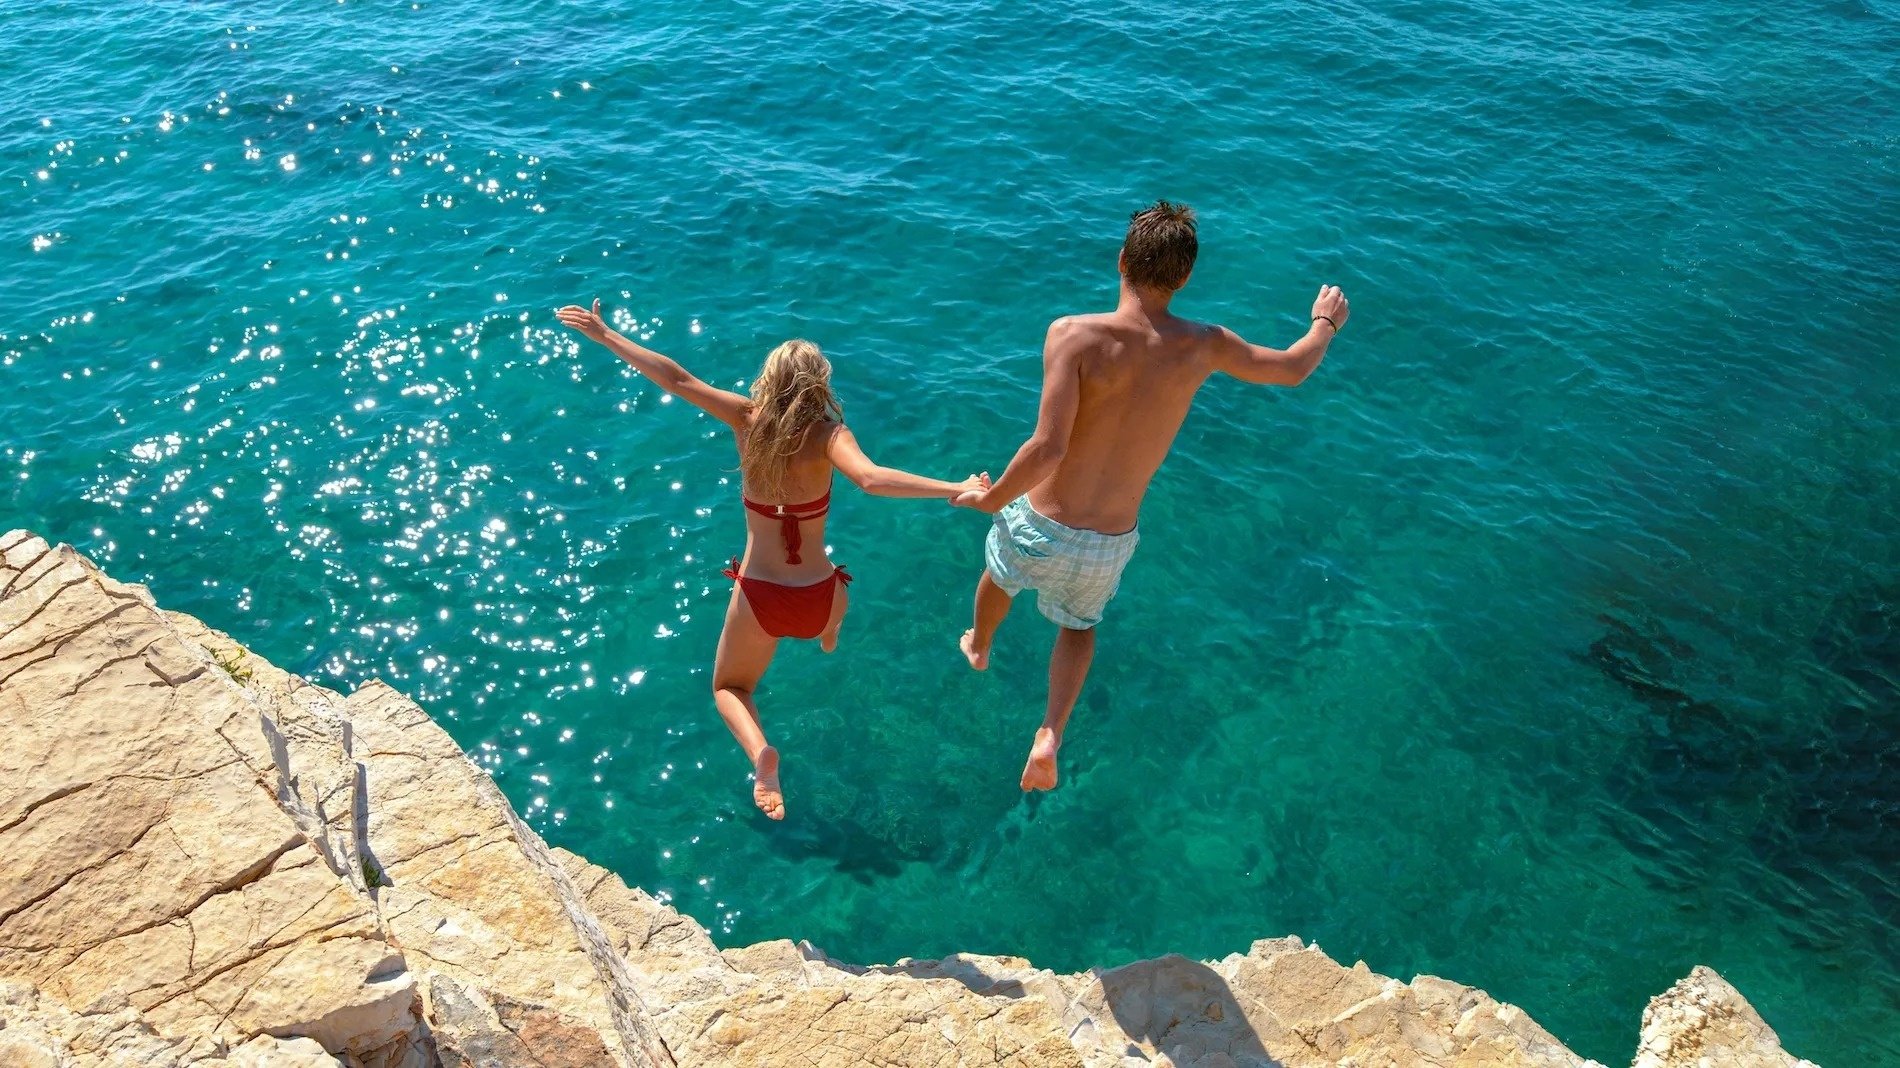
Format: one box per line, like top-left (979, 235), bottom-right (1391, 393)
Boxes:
top-left (0, 531), bottom-right (1821, 1068)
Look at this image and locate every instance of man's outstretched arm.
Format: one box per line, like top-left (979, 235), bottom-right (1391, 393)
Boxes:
top-left (955, 319), bottom-right (1084, 513)
top-left (1212, 285), bottom-right (1350, 386)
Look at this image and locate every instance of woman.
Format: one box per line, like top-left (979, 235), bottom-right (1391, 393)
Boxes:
top-left (556, 300), bottom-right (984, 820)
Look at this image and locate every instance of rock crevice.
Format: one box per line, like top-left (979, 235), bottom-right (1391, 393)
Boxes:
top-left (0, 532), bottom-right (1822, 1068)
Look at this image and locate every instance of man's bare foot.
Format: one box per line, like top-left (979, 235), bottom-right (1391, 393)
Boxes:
top-left (959, 629), bottom-right (989, 671)
top-left (1020, 728), bottom-right (1059, 791)
top-left (752, 746), bottom-right (785, 820)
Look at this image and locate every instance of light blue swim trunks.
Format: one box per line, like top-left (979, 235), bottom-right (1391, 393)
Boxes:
top-left (984, 498), bottom-right (1140, 630)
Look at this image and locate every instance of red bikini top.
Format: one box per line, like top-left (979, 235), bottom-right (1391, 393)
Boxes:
top-left (741, 489), bottom-right (831, 565)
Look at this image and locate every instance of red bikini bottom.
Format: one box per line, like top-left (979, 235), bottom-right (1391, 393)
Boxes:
top-left (723, 558), bottom-right (852, 640)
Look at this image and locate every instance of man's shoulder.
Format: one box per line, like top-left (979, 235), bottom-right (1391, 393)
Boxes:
top-left (1166, 316), bottom-right (1239, 355)
top-left (1050, 311), bottom-right (1223, 337)
top-left (1044, 314), bottom-right (1121, 352)
top-left (1046, 312), bottom-right (1117, 334)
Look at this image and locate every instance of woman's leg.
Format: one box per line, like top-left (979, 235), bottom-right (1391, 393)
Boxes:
top-left (818, 576), bottom-right (850, 654)
top-left (712, 586), bottom-right (786, 819)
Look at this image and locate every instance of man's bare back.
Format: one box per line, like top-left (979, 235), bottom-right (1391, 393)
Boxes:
top-left (1027, 312), bottom-right (1222, 534)
top-left (982, 287), bottom-right (1346, 535)
top-left (956, 200), bottom-right (1349, 792)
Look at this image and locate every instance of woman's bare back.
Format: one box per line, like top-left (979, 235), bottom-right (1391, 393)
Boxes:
top-left (732, 419), bottom-right (840, 584)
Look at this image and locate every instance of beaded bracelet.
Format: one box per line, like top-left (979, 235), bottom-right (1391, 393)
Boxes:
top-left (1313, 314), bottom-right (1340, 332)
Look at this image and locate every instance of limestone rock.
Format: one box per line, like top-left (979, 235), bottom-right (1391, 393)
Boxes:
top-left (345, 681), bottom-right (673, 1067)
top-left (1634, 967), bottom-right (1820, 1068)
top-left (164, 614), bottom-right (668, 1067)
top-left (1056, 939), bottom-right (1602, 1068)
top-left (0, 979), bottom-right (347, 1066)
top-left (855, 952), bottom-right (1084, 1011)
top-left (0, 533), bottom-right (421, 1063)
top-left (554, 847), bottom-right (749, 1025)
top-left (223, 1035), bottom-right (346, 1067)
top-left (564, 852), bottom-right (1085, 1065)
top-left (0, 532), bottom-right (665, 1068)
top-left (422, 972), bottom-right (618, 1068)
top-left (659, 964), bottom-right (1088, 1068)
top-left (166, 611), bottom-right (370, 897)
top-left (0, 979), bottom-right (211, 1066)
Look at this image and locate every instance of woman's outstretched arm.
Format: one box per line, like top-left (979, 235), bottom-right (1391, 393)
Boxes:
top-left (826, 425), bottom-right (988, 500)
top-left (557, 299), bottom-right (749, 430)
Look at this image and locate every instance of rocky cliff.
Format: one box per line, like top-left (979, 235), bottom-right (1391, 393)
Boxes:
top-left (0, 530), bottom-right (1822, 1068)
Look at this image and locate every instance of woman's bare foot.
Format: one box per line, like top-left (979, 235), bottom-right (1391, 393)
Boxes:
top-left (752, 746), bottom-right (785, 820)
top-left (959, 629), bottom-right (990, 671)
top-left (1020, 728), bottom-right (1059, 791)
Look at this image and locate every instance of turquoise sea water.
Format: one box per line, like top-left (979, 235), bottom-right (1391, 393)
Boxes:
top-left (6, 1), bottom-right (1897, 1061)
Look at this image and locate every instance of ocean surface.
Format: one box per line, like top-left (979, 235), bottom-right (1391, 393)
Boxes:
top-left (6, 1), bottom-right (1897, 1061)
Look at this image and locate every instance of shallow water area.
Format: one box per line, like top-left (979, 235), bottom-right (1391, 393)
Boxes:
top-left (4, 1), bottom-right (1897, 1062)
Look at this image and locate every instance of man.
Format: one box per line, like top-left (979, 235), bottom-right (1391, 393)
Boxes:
top-left (953, 200), bottom-right (1349, 791)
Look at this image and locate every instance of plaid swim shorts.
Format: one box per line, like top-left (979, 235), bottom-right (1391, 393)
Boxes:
top-left (984, 497), bottom-right (1139, 630)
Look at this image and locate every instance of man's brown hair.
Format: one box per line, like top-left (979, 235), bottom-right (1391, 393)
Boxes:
top-left (1120, 200), bottom-right (1198, 291)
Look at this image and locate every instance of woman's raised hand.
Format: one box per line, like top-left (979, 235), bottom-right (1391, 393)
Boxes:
top-left (555, 298), bottom-right (611, 342)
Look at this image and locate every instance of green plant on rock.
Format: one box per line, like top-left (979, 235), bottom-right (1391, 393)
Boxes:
top-left (210, 645), bottom-right (254, 684)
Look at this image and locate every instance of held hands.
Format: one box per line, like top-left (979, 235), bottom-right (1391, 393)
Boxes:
top-left (1311, 285), bottom-right (1350, 335)
top-left (949, 472), bottom-right (992, 510)
top-left (555, 298), bottom-right (612, 342)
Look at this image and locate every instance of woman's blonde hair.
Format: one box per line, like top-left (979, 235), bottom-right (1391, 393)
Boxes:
top-left (740, 339), bottom-right (842, 500)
